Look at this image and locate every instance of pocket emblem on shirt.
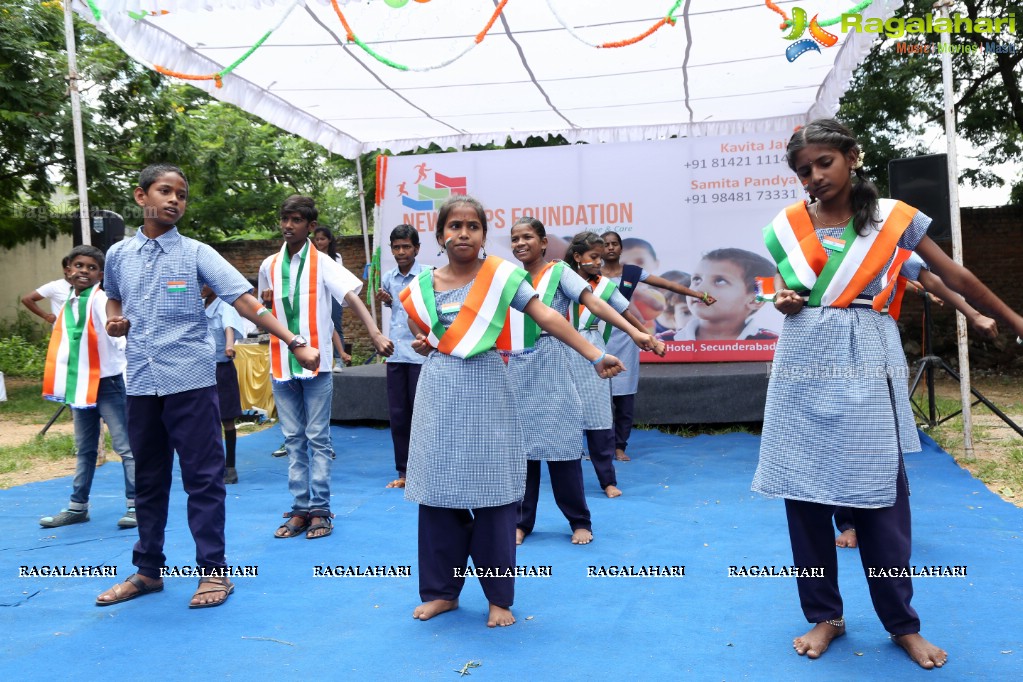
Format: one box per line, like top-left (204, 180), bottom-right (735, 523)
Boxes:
top-left (166, 280), bottom-right (187, 293)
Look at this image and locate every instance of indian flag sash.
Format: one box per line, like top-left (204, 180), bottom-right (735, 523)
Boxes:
top-left (763, 199), bottom-right (917, 309)
top-left (496, 260), bottom-right (565, 352)
top-left (400, 256), bottom-right (528, 359)
top-left (42, 285), bottom-right (101, 408)
top-left (268, 241), bottom-right (321, 381)
top-left (571, 276), bottom-right (617, 344)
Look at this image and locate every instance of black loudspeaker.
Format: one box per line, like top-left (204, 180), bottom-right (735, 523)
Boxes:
top-left (72, 210), bottom-right (126, 253)
top-left (888, 154), bottom-right (952, 242)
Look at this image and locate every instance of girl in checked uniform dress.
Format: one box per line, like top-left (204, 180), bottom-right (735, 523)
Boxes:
top-left (400, 197), bottom-right (624, 628)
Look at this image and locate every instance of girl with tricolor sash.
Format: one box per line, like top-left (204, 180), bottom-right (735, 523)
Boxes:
top-left (400, 197), bottom-right (624, 628)
top-left (600, 232), bottom-right (716, 462)
top-left (40, 245), bottom-right (136, 530)
top-left (502, 219), bottom-right (664, 546)
top-left (752, 119), bottom-right (1023, 670)
top-left (564, 232), bottom-right (657, 498)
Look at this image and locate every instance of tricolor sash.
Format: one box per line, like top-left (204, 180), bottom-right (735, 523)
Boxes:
top-left (496, 260), bottom-right (565, 352)
top-left (571, 276), bottom-right (617, 344)
top-left (42, 285), bottom-right (101, 408)
top-left (400, 256), bottom-right (528, 359)
top-left (763, 199), bottom-right (918, 309)
top-left (268, 241), bottom-right (321, 381)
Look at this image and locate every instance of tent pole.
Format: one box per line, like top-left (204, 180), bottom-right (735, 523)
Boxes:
top-left (935, 0), bottom-right (973, 456)
top-left (356, 155), bottom-right (377, 326)
top-left (64, 0), bottom-right (91, 245)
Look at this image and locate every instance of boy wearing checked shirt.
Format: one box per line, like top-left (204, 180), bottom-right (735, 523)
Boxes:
top-left (95, 164), bottom-right (318, 609)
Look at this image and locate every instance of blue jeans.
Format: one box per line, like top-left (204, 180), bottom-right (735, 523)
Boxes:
top-left (70, 374), bottom-right (135, 510)
top-left (273, 373), bottom-right (334, 511)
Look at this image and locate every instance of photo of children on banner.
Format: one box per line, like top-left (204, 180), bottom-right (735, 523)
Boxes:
top-left (673, 248), bottom-right (779, 341)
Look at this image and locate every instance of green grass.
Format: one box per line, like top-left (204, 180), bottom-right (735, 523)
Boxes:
top-left (649, 422), bottom-right (762, 438)
top-left (0, 379), bottom-right (71, 424)
top-left (0, 433), bottom-right (76, 485)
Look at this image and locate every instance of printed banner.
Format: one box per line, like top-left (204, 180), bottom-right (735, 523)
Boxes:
top-left (377, 135), bottom-right (799, 362)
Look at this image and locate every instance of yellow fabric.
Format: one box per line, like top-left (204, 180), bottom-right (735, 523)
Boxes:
top-left (233, 343), bottom-right (275, 417)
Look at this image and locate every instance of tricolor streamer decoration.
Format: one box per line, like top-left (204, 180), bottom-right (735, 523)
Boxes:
top-left (329, 0), bottom-right (685, 72)
top-left (545, 0), bottom-right (683, 48)
top-left (764, 0), bottom-right (874, 62)
top-left (329, 0), bottom-right (509, 72)
top-left (84, 0), bottom-right (303, 88)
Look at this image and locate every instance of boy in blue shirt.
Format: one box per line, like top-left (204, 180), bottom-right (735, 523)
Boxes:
top-left (96, 164), bottom-right (318, 609)
top-left (376, 224), bottom-right (427, 488)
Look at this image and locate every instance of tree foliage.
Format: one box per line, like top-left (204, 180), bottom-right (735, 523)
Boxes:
top-left (0, 2), bottom-right (364, 248)
top-left (838, 0), bottom-right (1023, 200)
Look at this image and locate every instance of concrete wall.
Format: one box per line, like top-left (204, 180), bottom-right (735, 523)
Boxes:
top-left (0, 235), bottom-right (74, 331)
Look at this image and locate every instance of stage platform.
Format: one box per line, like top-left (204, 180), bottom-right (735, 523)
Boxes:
top-left (331, 362), bottom-right (771, 424)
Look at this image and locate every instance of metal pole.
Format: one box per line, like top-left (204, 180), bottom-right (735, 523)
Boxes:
top-left (64, 0), bottom-right (91, 245)
top-left (934, 0), bottom-right (973, 456)
top-left (355, 155), bottom-right (377, 326)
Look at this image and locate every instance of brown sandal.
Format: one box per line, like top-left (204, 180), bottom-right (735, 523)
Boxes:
top-left (274, 511), bottom-right (309, 538)
top-left (189, 576), bottom-right (234, 609)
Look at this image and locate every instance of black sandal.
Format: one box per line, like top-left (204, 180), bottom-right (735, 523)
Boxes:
top-left (306, 509), bottom-right (334, 539)
top-left (274, 510), bottom-right (309, 538)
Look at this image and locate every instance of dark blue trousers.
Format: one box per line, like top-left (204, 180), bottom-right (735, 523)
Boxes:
top-left (418, 503), bottom-right (517, 608)
top-left (785, 461), bottom-right (920, 635)
top-left (517, 459), bottom-right (591, 535)
top-left (612, 393), bottom-right (636, 452)
top-left (126, 386), bottom-right (226, 579)
top-left (386, 362), bottom-right (421, 478)
top-left (834, 507), bottom-right (855, 533)
top-left (585, 428), bottom-right (617, 489)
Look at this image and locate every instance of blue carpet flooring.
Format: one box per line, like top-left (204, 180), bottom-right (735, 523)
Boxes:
top-left (1, 425), bottom-right (1021, 680)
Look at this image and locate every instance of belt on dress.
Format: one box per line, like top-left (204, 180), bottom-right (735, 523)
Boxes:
top-left (797, 293), bottom-right (888, 313)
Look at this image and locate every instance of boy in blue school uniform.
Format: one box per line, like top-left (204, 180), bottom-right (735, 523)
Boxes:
top-left (376, 224), bottom-right (427, 489)
top-left (95, 164), bottom-right (318, 609)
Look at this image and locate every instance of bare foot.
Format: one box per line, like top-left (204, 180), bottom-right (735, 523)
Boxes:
top-left (386, 478), bottom-right (406, 489)
top-left (835, 529), bottom-right (857, 548)
top-left (516, 528), bottom-right (527, 545)
top-left (614, 448), bottom-right (630, 461)
top-left (413, 599), bottom-right (458, 621)
top-left (571, 528), bottom-right (593, 545)
top-left (793, 621), bottom-right (846, 659)
top-left (604, 485), bottom-right (623, 498)
top-left (892, 633), bottom-right (948, 669)
top-left (487, 603), bottom-right (515, 627)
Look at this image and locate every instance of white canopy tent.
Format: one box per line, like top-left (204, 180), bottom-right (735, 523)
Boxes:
top-left (76, 0), bottom-right (902, 158)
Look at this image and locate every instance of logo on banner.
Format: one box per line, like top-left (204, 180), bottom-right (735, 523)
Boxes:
top-left (399, 163), bottom-right (468, 211)
top-left (765, 2), bottom-right (845, 62)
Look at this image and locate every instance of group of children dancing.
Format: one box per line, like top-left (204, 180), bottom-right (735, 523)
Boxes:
top-left (28, 118), bottom-right (1023, 670)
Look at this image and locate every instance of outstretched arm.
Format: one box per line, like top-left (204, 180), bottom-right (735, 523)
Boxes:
top-left (231, 292), bottom-right (319, 370)
top-left (524, 297), bottom-right (624, 378)
top-left (579, 289), bottom-right (665, 356)
top-left (916, 237), bottom-right (1023, 337)
top-left (917, 269), bottom-right (998, 339)
top-left (343, 291), bottom-right (394, 357)
top-left (644, 274), bottom-right (716, 305)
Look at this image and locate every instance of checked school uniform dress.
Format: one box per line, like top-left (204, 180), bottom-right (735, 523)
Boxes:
top-left (567, 274), bottom-right (630, 490)
top-left (498, 262), bottom-right (590, 535)
top-left (402, 256), bottom-right (537, 607)
top-left (753, 199), bottom-right (931, 635)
